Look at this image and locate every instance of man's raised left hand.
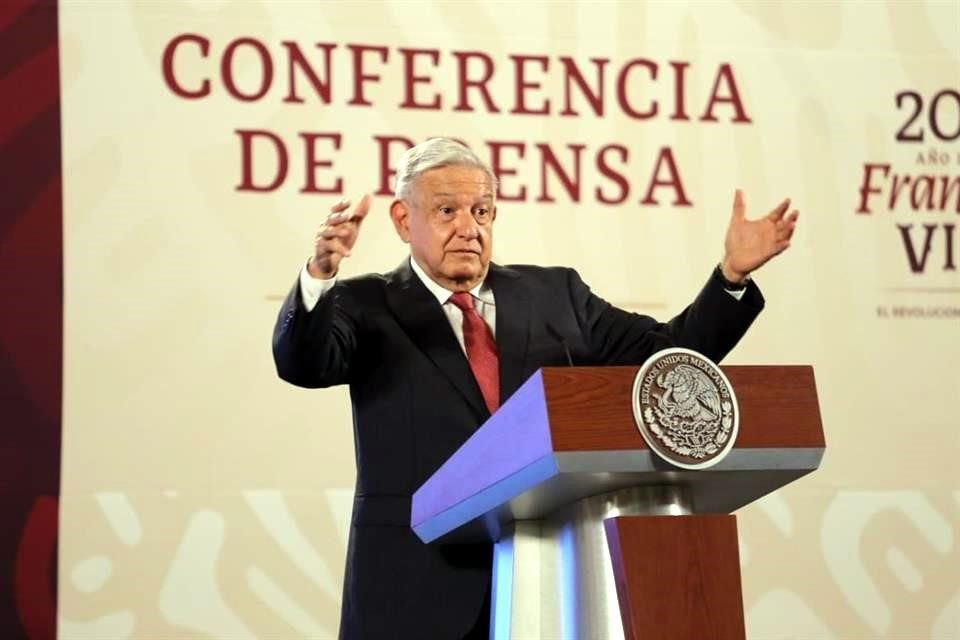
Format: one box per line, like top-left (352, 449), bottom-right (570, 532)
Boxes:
top-left (720, 189), bottom-right (799, 284)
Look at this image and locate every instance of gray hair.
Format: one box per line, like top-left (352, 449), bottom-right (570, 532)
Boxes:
top-left (394, 137), bottom-right (497, 200)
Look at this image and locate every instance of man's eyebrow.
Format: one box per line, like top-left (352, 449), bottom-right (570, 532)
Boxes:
top-left (430, 192), bottom-right (494, 199)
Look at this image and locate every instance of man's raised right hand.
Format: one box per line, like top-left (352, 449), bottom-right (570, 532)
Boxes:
top-left (307, 195), bottom-right (372, 279)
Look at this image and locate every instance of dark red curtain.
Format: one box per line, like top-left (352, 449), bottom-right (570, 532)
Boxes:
top-left (0, 1), bottom-right (62, 638)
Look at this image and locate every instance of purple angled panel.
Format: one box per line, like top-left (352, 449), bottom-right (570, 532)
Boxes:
top-left (411, 370), bottom-right (555, 533)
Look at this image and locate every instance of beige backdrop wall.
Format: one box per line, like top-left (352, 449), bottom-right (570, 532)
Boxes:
top-left (58, 1), bottom-right (959, 638)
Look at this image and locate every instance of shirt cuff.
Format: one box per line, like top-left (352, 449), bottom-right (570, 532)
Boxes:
top-left (299, 261), bottom-right (338, 312)
top-left (715, 264), bottom-right (748, 301)
top-left (725, 287), bottom-right (747, 301)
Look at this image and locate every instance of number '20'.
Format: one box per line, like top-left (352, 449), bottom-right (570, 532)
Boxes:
top-left (895, 90), bottom-right (960, 142)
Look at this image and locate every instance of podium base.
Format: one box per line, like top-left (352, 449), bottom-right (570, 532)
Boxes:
top-left (605, 514), bottom-right (746, 639)
top-left (491, 485), bottom-right (698, 639)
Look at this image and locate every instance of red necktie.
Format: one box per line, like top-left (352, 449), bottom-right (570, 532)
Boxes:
top-left (449, 292), bottom-right (500, 414)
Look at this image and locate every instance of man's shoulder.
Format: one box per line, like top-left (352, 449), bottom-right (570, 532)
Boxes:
top-left (495, 263), bottom-right (582, 286)
top-left (496, 262), bottom-right (576, 277)
top-left (339, 271), bottom-right (392, 286)
top-left (330, 260), bottom-right (421, 301)
top-left (326, 271), bottom-right (392, 302)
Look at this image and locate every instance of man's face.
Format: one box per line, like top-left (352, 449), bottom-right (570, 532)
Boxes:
top-left (391, 164), bottom-right (496, 292)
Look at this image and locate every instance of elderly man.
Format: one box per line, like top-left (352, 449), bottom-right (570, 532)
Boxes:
top-left (273, 138), bottom-right (798, 639)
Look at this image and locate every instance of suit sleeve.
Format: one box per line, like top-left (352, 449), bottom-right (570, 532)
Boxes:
top-left (272, 275), bottom-right (361, 388)
top-left (570, 267), bottom-right (764, 365)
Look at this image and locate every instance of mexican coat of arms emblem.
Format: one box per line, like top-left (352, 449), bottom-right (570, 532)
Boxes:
top-left (631, 348), bottom-right (739, 469)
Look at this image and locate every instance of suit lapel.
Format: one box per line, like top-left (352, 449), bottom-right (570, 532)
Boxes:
top-left (487, 264), bottom-right (531, 403)
top-left (385, 260), bottom-right (487, 420)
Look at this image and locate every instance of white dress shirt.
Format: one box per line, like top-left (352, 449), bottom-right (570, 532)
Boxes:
top-left (299, 257), bottom-right (496, 354)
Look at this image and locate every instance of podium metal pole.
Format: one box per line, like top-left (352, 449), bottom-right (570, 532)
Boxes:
top-left (491, 485), bottom-right (692, 640)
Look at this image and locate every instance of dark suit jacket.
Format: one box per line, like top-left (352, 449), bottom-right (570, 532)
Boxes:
top-left (272, 260), bottom-right (764, 639)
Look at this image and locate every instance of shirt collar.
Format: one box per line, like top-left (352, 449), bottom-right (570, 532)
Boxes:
top-left (409, 256), bottom-right (495, 306)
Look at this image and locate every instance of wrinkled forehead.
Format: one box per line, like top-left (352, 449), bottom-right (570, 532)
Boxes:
top-left (411, 165), bottom-right (495, 202)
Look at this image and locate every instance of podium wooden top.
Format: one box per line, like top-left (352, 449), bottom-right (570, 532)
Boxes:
top-left (412, 365), bottom-right (824, 544)
top-left (545, 366), bottom-right (824, 451)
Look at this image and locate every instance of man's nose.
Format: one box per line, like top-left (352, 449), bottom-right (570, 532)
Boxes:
top-left (453, 209), bottom-right (480, 238)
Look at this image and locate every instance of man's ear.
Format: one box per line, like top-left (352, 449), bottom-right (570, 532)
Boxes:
top-left (389, 200), bottom-right (411, 243)
top-left (491, 205), bottom-right (497, 223)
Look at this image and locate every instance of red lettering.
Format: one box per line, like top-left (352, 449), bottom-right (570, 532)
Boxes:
top-left (896, 224), bottom-right (937, 273)
top-left (398, 48), bottom-right (442, 110)
top-left (162, 34), bottom-right (210, 99)
top-left (536, 143), bottom-right (584, 202)
top-left (856, 163), bottom-right (890, 213)
top-left (596, 144), bottom-right (629, 205)
top-left (373, 135), bottom-right (414, 196)
top-left (942, 176), bottom-right (960, 212)
top-left (300, 133), bottom-right (343, 194)
top-left (282, 42), bottom-right (336, 104)
top-left (452, 51), bottom-right (499, 113)
top-left (222, 38), bottom-right (272, 101)
top-left (559, 56), bottom-right (607, 117)
top-left (669, 61), bottom-right (690, 121)
top-left (890, 173), bottom-right (912, 209)
top-left (700, 63), bottom-right (751, 123)
top-left (617, 59), bottom-right (657, 119)
top-left (945, 224), bottom-right (956, 271)
top-left (640, 147), bottom-right (690, 206)
top-left (236, 129), bottom-right (287, 192)
top-left (487, 141), bottom-right (527, 202)
top-left (510, 55), bottom-right (550, 115)
top-left (911, 175), bottom-right (936, 210)
top-left (347, 44), bottom-right (389, 106)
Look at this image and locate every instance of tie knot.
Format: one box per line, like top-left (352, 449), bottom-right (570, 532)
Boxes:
top-left (448, 291), bottom-right (475, 311)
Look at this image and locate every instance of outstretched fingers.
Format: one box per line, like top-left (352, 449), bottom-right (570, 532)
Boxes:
top-left (325, 200), bottom-right (356, 227)
top-left (319, 224), bottom-right (355, 240)
top-left (351, 193), bottom-right (372, 222)
top-left (310, 195), bottom-right (373, 278)
top-left (323, 194), bottom-right (372, 228)
top-left (775, 210), bottom-right (799, 242)
top-left (731, 188), bottom-right (746, 222)
top-left (767, 198), bottom-right (791, 222)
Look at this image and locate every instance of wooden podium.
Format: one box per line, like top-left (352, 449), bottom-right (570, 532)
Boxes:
top-left (411, 366), bottom-right (824, 639)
